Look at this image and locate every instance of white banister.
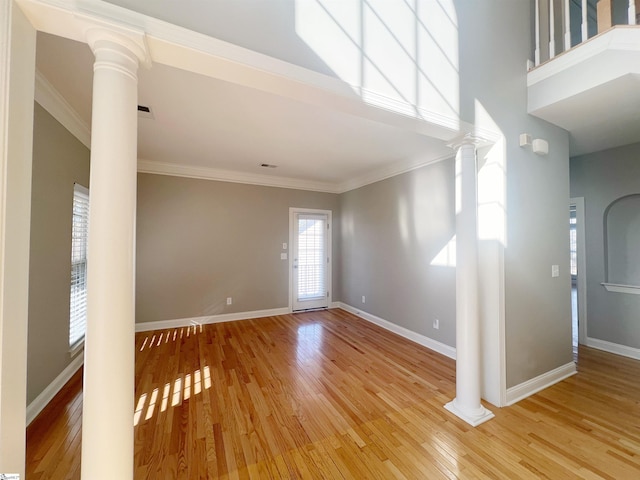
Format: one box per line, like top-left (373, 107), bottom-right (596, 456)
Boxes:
top-left (582, 0), bottom-right (588, 41)
top-left (549, 0), bottom-right (556, 58)
top-left (564, 0), bottom-right (571, 50)
top-left (629, 0), bottom-right (637, 25)
top-left (535, 0), bottom-right (541, 65)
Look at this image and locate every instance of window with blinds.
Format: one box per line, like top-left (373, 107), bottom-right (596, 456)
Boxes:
top-left (69, 184), bottom-right (89, 351)
top-left (297, 214), bottom-right (327, 301)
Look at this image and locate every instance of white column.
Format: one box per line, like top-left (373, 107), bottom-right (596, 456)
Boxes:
top-left (444, 141), bottom-right (494, 427)
top-left (81, 29), bottom-right (146, 480)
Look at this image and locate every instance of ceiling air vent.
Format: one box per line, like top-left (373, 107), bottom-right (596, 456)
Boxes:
top-left (260, 163), bottom-right (278, 168)
top-left (137, 104), bottom-right (154, 119)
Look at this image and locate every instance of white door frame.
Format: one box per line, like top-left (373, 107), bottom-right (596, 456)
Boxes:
top-left (570, 197), bottom-right (587, 345)
top-left (289, 207), bottom-right (332, 312)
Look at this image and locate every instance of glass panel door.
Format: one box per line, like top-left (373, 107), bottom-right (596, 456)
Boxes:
top-left (293, 213), bottom-right (328, 311)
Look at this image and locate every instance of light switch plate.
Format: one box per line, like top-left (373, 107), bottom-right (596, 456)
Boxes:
top-left (282, 243), bottom-right (287, 250)
top-left (281, 253), bottom-right (287, 260)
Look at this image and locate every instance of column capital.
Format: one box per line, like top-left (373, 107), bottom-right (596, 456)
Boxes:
top-left (446, 133), bottom-right (490, 151)
top-left (85, 26), bottom-right (151, 70)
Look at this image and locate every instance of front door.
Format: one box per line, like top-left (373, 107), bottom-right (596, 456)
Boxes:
top-left (291, 210), bottom-right (330, 311)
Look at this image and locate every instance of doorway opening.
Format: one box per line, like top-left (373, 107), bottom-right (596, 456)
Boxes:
top-left (570, 204), bottom-right (578, 351)
top-left (569, 197), bottom-right (587, 356)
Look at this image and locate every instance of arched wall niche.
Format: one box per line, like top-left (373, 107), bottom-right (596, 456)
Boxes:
top-left (604, 194), bottom-right (640, 287)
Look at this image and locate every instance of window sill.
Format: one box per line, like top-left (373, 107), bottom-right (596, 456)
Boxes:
top-left (601, 283), bottom-right (640, 295)
top-left (69, 339), bottom-right (84, 358)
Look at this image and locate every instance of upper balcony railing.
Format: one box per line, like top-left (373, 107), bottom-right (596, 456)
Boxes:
top-left (533, 0), bottom-right (640, 67)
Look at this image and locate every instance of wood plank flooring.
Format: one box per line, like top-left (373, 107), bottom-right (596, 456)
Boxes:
top-left (26, 309), bottom-right (640, 479)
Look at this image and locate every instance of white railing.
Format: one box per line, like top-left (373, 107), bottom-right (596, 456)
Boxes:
top-left (533, 0), bottom-right (639, 66)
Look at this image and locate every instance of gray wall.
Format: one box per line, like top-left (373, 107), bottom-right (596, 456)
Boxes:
top-left (571, 142), bottom-right (640, 348)
top-left (456, 0), bottom-right (573, 388)
top-left (27, 103), bottom-right (90, 404)
top-left (136, 173), bottom-right (340, 323)
top-left (340, 159), bottom-right (456, 345)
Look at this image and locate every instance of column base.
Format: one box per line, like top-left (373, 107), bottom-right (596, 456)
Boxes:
top-left (444, 399), bottom-right (495, 427)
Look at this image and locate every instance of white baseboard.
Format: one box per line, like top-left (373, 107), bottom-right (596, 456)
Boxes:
top-left (338, 302), bottom-right (456, 359)
top-left (506, 361), bottom-right (577, 406)
top-left (586, 337), bottom-right (640, 360)
top-left (134, 307), bottom-right (291, 332)
top-left (27, 353), bottom-right (84, 426)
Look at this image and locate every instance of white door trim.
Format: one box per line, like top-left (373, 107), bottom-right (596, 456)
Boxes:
top-left (289, 207), bottom-right (332, 312)
top-left (570, 197), bottom-right (587, 345)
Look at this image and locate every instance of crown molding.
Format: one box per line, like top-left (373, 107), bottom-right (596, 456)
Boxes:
top-left (337, 152), bottom-right (454, 193)
top-left (137, 159), bottom-right (342, 194)
top-left (34, 70), bottom-right (91, 148)
top-left (138, 150), bottom-right (459, 196)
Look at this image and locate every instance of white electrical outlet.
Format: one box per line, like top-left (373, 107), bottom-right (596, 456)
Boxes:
top-left (226, 297), bottom-right (232, 305)
top-left (362, 296), bottom-right (366, 303)
top-left (552, 265), bottom-right (559, 277)
top-left (281, 253), bottom-right (287, 260)
top-left (433, 318), bottom-right (439, 329)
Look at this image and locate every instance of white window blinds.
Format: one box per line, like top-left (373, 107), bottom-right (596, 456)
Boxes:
top-left (297, 214), bottom-right (327, 301)
top-left (69, 184), bottom-right (89, 350)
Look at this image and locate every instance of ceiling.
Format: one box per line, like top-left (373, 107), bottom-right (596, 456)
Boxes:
top-left (28, 1), bottom-right (640, 195)
top-left (531, 74), bottom-right (640, 157)
top-left (35, 31), bottom-right (456, 193)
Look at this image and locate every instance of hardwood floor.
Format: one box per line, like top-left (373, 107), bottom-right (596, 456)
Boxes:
top-left (26, 309), bottom-right (640, 479)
